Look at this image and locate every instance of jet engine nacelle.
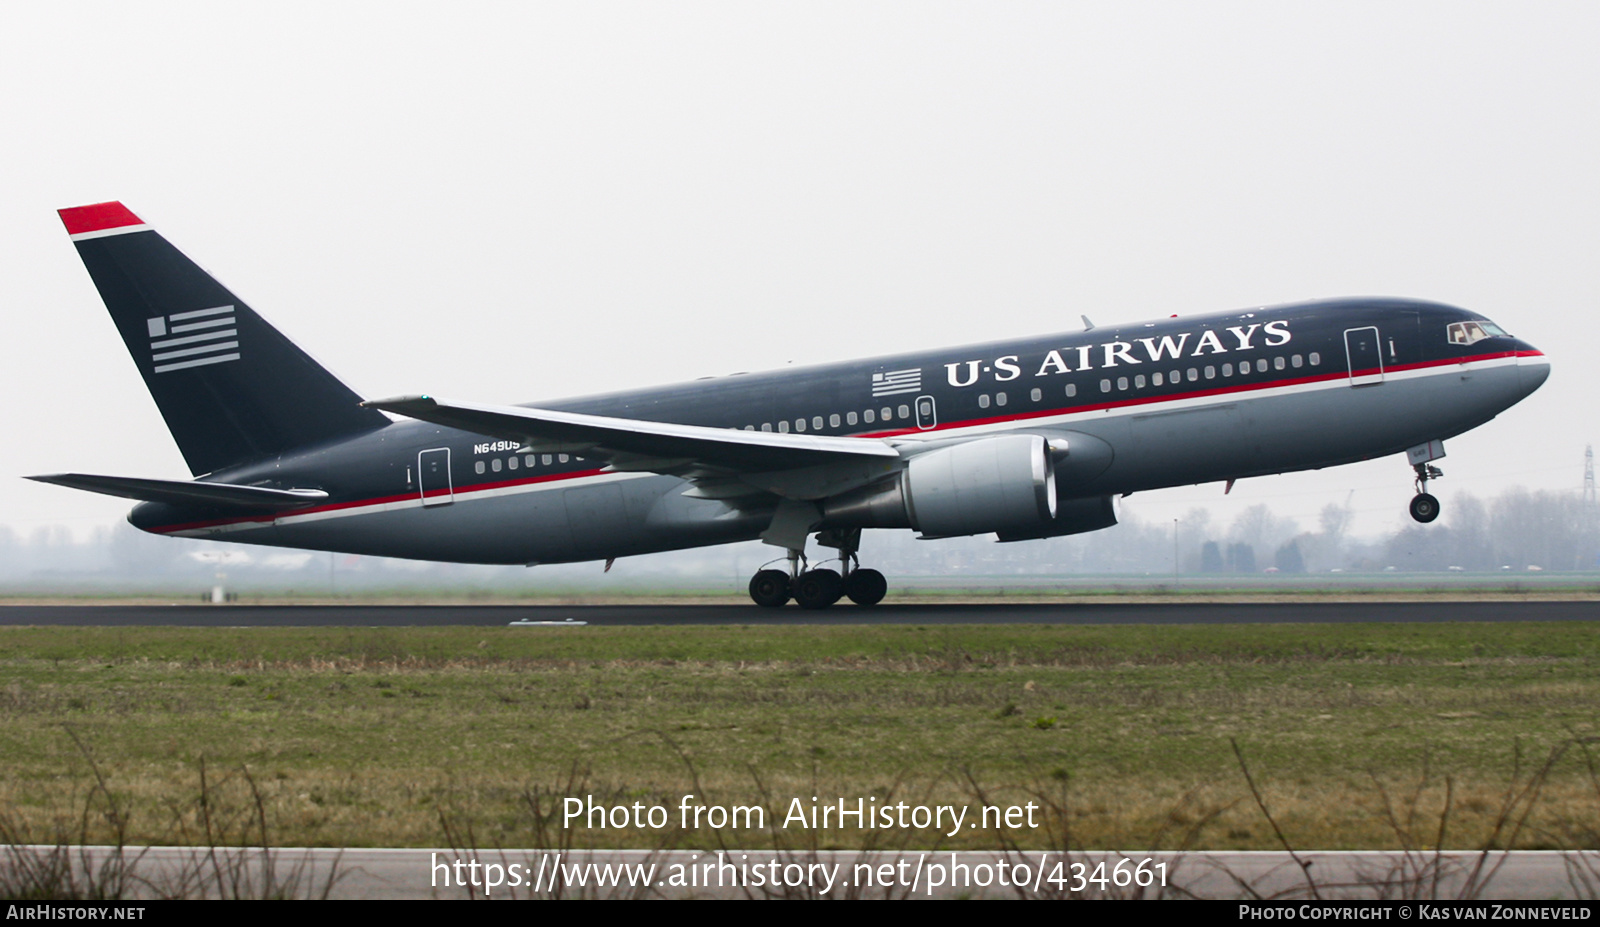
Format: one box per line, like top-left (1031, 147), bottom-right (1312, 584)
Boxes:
top-left (822, 434), bottom-right (1058, 538)
top-left (994, 493), bottom-right (1119, 542)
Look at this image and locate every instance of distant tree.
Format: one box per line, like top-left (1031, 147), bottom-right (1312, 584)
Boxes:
top-left (1228, 542), bottom-right (1257, 574)
top-left (1274, 540), bottom-right (1305, 573)
top-left (1200, 541), bottom-right (1225, 573)
top-left (1319, 502), bottom-right (1350, 541)
top-left (1229, 504), bottom-right (1298, 558)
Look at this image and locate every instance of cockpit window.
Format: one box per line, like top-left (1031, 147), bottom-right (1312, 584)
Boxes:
top-left (1447, 320), bottom-right (1509, 345)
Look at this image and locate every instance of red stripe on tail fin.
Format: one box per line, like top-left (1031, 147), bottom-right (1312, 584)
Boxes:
top-left (59, 202), bottom-right (145, 236)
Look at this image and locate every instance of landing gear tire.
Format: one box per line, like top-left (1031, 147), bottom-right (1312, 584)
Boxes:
top-left (843, 568), bottom-right (887, 606)
top-left (793, 569), bottom-right (843, 610)
top-left (1409, 492), bottom-right (1440, 524)
top-left (749, 569), bottom-right (792, 607)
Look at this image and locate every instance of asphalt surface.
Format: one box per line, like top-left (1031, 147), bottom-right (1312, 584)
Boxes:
top-left (0, 600), bottom-right (1595, 626)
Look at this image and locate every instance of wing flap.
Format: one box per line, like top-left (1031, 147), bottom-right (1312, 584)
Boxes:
top-left (362, 395), bottom-right (900, 472)
top-left (28, 473), bottom-right (328, 511)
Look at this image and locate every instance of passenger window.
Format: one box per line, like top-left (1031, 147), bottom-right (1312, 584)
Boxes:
top-left (1170, 369), bottom-right (1180, 383)
top-left (1065, 383), bottom-right (1077, 398)
top-left (979, 394), bottom-right (990, 409)
top-left (559, 454), bottom-right (569, 463)
top-left (744, 425), bottom-right (754, 431)
top-left (812, 416), bottom-right (823, 430)
top-left (778, 421), bottom-right (789, 433)
top-left (898, 404), bottom-right (911, 418)
top-left (1222, 363), bottom-right (1232, 376)
top-left (1133, 375), bottom-right (1145, 389)
top-left (491, 458), bottom-right (502, 472)
top-left (525, 455), bottom-right (535, 468)
top-left (864, 409), bottom-right (875, 424)
top-left (847, 411), bottom-right (857, 425)
top-left (1031, 387), bottom-right (1042, 401)
top-left (1153, 372), bottom-right (1164, 386)
top-left (542, 454), bottom-right (553, 465)
top-left (474, 461), bottom-right (485, 475)
top-left (1187, 368), bottom-right (1198, 382)
top-left (1309, 352), bottom-right (1321, 366)
top-left (1292, 354), bottom-right (1302, 368)
top-left (761, 423), bottom-right (771, 432)
top-left (993, 395), bottom-right (1005, 408)
top-left (1274, 356), bottom-right (1286, 371)
top-left (882, 407), bottom-right (893, 420)
top-left (507, 456), bottom-right (518, 470)
top-left (1117, 377), bottom-right (1128, 391)
top-left (1256, 359), bottom-right (1268, 372)
top-left (1100, 379), bottom-right (1112, 393)
top-left (1204, 366), bottom-right (1215, 379)
top-left (795, 418), bottom-right (806, 432)
top-left (829, 414), bottom-right (840, 428)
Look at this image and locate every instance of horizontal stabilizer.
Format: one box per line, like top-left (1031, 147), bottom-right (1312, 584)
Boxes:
top-left (362, 395), bottom-right (900, 473)
top-left (28, 473), bottom-right (328, 511)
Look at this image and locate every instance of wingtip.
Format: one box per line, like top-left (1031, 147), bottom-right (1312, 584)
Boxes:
top-left (361, 394), bottom-right (433, 409)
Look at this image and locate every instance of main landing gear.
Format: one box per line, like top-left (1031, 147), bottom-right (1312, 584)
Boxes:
top-left (746, 529), bottom-right (888, 609)
top-left (1410, 461), bottom-right (1443, 524)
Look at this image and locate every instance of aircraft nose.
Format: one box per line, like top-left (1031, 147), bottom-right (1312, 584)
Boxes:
top-left (1516, 347), bottom-right (1550, 396)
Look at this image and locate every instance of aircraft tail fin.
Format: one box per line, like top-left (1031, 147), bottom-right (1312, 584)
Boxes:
top-left (58, 202), bottom-right (389, 475)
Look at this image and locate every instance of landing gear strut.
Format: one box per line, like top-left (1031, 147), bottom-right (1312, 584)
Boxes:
top-left (1410, 462), bottom-right (1443, 524)
top-left (745, 529), bottom-right (890, 608)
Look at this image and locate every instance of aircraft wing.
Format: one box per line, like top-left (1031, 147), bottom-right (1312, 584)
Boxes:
top-left (27, 473), bottom-right (329, 511)
top-left (362, 395), bottom-right (902, 475)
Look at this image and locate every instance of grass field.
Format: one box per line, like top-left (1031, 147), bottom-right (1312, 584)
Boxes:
top-left (1, 622), bottom-right (1597, 853)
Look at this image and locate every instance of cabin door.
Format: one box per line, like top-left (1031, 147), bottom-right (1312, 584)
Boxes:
top-left (1343, 327), bottom-right (1385, 387)
top-left (418, 448), bottom-right (454, 506)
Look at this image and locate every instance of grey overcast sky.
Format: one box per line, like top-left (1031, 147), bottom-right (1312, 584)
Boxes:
top-left (2, 2), bottom-right (1595, 544)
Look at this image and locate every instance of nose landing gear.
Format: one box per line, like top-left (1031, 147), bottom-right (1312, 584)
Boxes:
top-left (1409, 487), bottom-right (1440, 523)
top-left (1410, 461), bottom-right (1443, 524)
top-left (1405, 440), bottom-right (1446, 524)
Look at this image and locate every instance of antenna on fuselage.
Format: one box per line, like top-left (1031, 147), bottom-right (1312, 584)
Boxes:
top-left (1081, 315), bottom-right (1095, 331)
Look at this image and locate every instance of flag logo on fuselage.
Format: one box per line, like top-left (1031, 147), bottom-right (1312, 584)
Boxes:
top-left (146, 305), bottom-right (239, 373)
top-left (871, 368), bottom-right (921, 397)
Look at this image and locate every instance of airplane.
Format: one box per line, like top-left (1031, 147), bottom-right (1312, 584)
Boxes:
top-left (31, 201), bottom-right (1549, 608)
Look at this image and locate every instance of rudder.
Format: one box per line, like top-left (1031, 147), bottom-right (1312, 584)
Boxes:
top-left (59, 202), bottom-right (388, 475)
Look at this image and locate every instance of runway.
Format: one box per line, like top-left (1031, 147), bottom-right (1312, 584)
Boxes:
top-left (1, 600), bottom-right (1596, 626)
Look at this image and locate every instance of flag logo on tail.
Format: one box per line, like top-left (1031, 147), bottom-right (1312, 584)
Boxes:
top-left (147, 306), bottom-right (239, 374)
top-left (871, 368), bottom-right (921, 397)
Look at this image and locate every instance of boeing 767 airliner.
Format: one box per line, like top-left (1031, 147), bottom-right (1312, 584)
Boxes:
top-left (31, 202), bottom-right (1549, 608)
